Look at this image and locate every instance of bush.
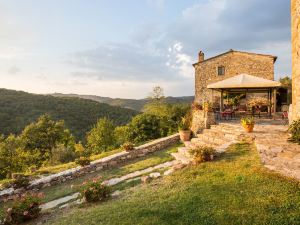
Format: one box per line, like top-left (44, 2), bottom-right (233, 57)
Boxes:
top-left (4, 193), bottom-right (43, 224)
top-left (48, 145), bottom-right (76, 165)
top-left (121, 142), bottom-right (135, 151)
top-left (114, 125), bottom-right (131, 146)
top-left (75, 157), bottom-right (91, 167)
top-left (86, 118), bottom-right (116, 154)
top-left (189, 146), bottom-right (217, 164)
top-left (0, 179), bottom-right (14, 191)
top-left (80, 180), bottom-right (111, 202)
top-left (289, 120), bottom-right (300, 144)
top-left (11, 173), bottom-right (30, 189)
top-left (128, 114), bottom-right (161, 144)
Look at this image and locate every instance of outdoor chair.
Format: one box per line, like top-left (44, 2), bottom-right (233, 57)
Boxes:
top-left (282, 111), bottom-right (289, 125)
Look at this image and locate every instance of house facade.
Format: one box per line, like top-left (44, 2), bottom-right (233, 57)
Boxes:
top-left (193, 50), bottom-right (277, 105)
top-left (292, 0), bottom-right (300, 120)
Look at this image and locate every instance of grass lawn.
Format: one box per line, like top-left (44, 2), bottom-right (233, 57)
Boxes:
top-left (38, 143), bottom-right (181, 203)
top-left (41, 142), bottom-right (300, 225)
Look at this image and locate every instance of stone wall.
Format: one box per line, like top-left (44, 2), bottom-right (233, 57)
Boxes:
top-left (292, 0), bottom-right (300, 120)
top-left (0, 134), bottom-right (180, 201)
top-left (191, 110), bottom-right (216, 134)
top-left (194, 51), bottom-right (275, 104)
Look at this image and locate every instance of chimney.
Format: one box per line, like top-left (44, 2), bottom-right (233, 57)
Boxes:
top-left (198, 51), bottom-right (204, 62)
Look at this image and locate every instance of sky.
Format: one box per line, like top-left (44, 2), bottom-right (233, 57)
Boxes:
top-left (0, 0), bottom-right (291, 99)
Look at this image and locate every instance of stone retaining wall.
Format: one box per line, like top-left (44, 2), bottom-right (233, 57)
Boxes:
top-left (191, 109), bottom-right (216, 134)
top-left (0, 134), bottom-right (180, 201)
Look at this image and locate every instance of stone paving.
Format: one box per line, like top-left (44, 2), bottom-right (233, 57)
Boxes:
top-left (253, 123), bottom-right (300, 180)
top-left (217, 121), bottom-right (300, 181)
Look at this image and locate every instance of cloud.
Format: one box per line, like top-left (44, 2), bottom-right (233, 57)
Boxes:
top-left (68, 0), bottom-right (290, 87)
top-left (168, 0), bottom-right (290, 54)
top-left (8, 65), bottom-right (21, 75)
top-left (146, 0), bottom-right (166, 11)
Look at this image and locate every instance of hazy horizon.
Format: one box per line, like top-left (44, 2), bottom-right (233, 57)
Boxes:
top-left (0, 0), bottom-right (291, 98)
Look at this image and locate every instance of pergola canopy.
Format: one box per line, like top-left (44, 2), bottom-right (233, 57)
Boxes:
top-left (207, 74), bottom-right (281, 89)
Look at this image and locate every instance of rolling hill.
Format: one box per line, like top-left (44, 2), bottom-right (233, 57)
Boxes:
top-left (0, 89), bottom-right (138, 141)
top-left (50, 93), bottom-right (194, 111)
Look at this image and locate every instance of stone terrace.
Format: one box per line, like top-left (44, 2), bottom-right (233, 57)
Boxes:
top-left (175, 120), bottom-right (300, 181)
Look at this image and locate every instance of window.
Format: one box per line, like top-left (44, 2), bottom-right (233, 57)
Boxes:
top-left (218, 66), bottom-right (225, 76)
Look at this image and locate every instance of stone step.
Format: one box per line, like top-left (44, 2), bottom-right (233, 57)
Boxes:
top-left (201, 129), bottom-right (237, 140)
top-left (171, 153), bottom-right (192, 165)
top-left (190, 138), bottom-right (219, 148)
top-left (184, 141), bottom-right (198, 149)
top-left (178, 147), bottom-right (191, 157)
top-left (210, 125), bottom-right (242, 133)
top-left (197, 134), bottom-right (230, 145)
top-left (216, 122), bottom-right (241, 128)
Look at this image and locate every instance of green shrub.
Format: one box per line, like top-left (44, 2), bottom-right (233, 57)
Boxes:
top-left (11, 173), bottom-right (30, 189)
top-left (128, 114), bottom-right (161, 144)
top-left (121, 142), bottom-right (135, 151)
top-left (178, 114), bottom-right (192, 131)
top-left (114, 125), bottom-right (131, 146)
top-left (48, 145), bottom-right (76, 165)
top-left (3, 193), bottom-right (43, 224)
top-left (288, 120), bottom-right (300, 144)
top-left (80, 180), bottom-right (111, 202)
top-left (75, 157), bottom-right (91, 167)
top-left (86, 118), bottom-right (116, 154)
top-left (189, 146), bottom-right (217, 164)
top-left (0, 179), bottom-right (14, 190)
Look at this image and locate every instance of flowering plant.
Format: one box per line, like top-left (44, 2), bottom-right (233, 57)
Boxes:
top-left (4, 192), bottom-right (43, 224)
top-left (247, 97), bottom-right (269, 108)
top-left (80, 177), bottom-right (111, 202)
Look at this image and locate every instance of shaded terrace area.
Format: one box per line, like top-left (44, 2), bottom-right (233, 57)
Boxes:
top-left (207, 74), bottom-right (283, 119)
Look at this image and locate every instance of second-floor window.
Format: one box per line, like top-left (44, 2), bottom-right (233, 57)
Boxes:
top-left (218, 66), bottom-right (225, 76)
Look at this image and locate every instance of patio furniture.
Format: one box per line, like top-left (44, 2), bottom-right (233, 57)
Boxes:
top-left (220, 109), bottom-right (235, 120)
top-left (282, 111), bottom-right (289, 125)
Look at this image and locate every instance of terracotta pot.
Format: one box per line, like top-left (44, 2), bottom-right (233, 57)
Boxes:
top-left (179, 130), bottom-right (191, 141)
top-left (242, 124), bottom-right (254, 133)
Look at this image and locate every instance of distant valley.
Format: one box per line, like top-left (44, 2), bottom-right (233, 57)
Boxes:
top-left (50, 93), bottom-right (194, 111)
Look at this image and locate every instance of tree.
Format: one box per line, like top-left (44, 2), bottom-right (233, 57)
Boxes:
top-left (280, 76), bottom-right (292, 88)
top-left (86, 118), bottom-right (116, 153)
top-left (20, 114), bottom-right (75, 163)
top-left (128, 114), bottom-right (161, 144)
top-left (114, 125), bottom-right (131, 146)
top-left (280, 76), bottom-right (292, 104)
top-left (0, 134), bottom-right (39, 178)
top-left (149, 86), bottom-right (165, 101)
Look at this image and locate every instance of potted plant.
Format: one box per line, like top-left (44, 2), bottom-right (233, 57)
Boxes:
top-left (241, 117), bottom-right (255, 133)
top-left (178, 115), bottom-right (191, 142)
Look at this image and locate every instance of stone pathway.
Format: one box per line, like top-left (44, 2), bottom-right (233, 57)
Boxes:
top-left (253, 123), bottom-right (300, 180)
top-left (39, 160), bottom-right (179, 211)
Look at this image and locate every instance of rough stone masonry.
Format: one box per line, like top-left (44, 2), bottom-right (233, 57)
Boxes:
top-left (292, 0), bottom-right (300, 120)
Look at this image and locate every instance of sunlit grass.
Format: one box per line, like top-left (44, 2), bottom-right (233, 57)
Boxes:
top-left (39, 143), bottom-right (181, 203)
top-left (42, 142), bottom-right (300, 225)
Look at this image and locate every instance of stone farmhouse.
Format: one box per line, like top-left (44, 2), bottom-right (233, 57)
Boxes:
top-left (193, 49), bottom-right (289, 114)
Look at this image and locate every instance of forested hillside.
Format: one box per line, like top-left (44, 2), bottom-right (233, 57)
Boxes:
top-left (51, 93), bottom-right (194, 111)
top-left (0, 89), bottom-right (138, 140)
